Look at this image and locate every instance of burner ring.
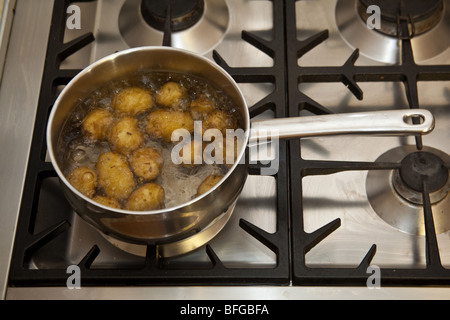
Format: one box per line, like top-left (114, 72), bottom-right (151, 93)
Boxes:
top-left (119, 0), bottom-right (230, 55)
top-left (141, 0), bottom-right (205, 32)
top-left (392, 169), bottom-right (449, 206)
top-left (399, 152), bottom-right (449, 193)
top-left (336, 0), bottom-right (450, 64)
top-left (366, 146), bottom-right (450, 236)
top-left (358, 0), bottom-right (444, 38)
top-left (101, 201), bottom-right (236, 258)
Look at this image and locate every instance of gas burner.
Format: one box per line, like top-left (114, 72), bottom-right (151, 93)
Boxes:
top-left (399, 152), bottom-right (449, 193)
top-left (141, 0), bottom-right (205, 32)
top-left (102, 202), bottom-right (235, 259)
top-left (336, 0), bottom-right (450, 64)
top-left (119, 0), bottom-right (229, 55)
top-left (358, 0), bottom-right (444, 38)
top-left (366, 146), bottom-right (450, 236)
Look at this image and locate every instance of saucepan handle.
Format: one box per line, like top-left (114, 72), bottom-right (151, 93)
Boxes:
top-left (249, 109), bottom-right (435, 143)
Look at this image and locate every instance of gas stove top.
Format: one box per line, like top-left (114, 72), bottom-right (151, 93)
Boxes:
top-left (287, 0), bottom-right (450, 285)
top-left (1, 0), bottom-right (450, 299)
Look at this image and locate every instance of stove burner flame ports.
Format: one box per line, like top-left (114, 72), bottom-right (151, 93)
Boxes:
top-left (400, 152), bottom-right (449, 193)
top-left (393, 152), bottom-right (450, 206)
top-left (141, 0), bottom-right (205, 32)
top-left (367, 147), bottom-right (450, 235)
top-left (358, 0), bottom-right (445, 38)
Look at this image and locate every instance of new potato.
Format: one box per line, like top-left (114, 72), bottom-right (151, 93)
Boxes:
top-left (129, 147), bottom-right (163, 182)
top-left (96, 152), bottom-right (135, 201)
top-left (81, 108), bottom-right (114, 141)
top-left (197, 175), bottom-right (224, 196)
top-left (156, 81), bottom-right (187, 109)
top-left (125, 183), bottom-right (165, 211)
top-left (67, 166), bottom-right (97, 198)
top-left (112, 87), bottom-right (154, 116)
top-left (108, 117), bottom-right (144, 154)
top-left (146, 109), bottom-right (194, 143)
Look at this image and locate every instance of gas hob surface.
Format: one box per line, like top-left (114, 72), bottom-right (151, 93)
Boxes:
top-left (2, 0), bottom-right (450, 299)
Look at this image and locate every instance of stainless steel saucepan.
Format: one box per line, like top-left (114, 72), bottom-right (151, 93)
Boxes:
top-left (47, 47), bottom-right (435, 245)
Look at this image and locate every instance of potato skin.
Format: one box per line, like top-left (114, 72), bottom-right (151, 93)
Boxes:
top-left (81, 109), bottom-right (114, 141)
top-left (146, 109), bottom-right (194, 143)
top-left (189, 96), bottom-right (215, 120)
top-left (108, 117), bottom-right (144, 154)
top-left (92, 195), bottom-right (122, 209)
top-left (67, 167), bottom-right (98, 198)
top-left (125, 183), bottom-right (165, 211)
top-left (156, 82), bottom-right (187, 109)
top-left (196, 175), bottom-right (223, 196)
top-left (112, 87), bottom-right (154, 116)
top-left (96, 152), bottom-right (135, 201)
top-left (129, 147), bottom-right (163, 182)
top-left (203, 110), bottom-right (238, 135)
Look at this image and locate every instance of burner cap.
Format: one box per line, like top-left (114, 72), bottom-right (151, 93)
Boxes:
top-left (141, 0), bottom-right (205, 32)
top-left (358, 0), bottom-right (444, 38)
top-left (400, 152), bottom-right (449, 193)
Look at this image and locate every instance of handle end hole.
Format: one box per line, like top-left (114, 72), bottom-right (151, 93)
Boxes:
top-left (403, 114), bottom-right (425, 125)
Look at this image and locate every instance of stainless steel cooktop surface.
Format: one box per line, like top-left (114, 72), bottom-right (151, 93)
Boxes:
top-left (2, 0), bottom-right (450, 300)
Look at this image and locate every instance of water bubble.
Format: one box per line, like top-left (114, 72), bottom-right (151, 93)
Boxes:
top-left (71, 148), bottom-right (86, 162)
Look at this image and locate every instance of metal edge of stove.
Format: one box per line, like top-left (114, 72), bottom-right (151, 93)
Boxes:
top-left (3, 0), bottom-right (450, 301)
top-left (0, 0), bottom-right (16, 85)
top-left (0, 0), bottom-right (53, 299)
top-left (6, 286), bottom-right (450, 300)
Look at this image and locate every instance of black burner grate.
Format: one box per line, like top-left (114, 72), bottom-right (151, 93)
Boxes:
top-left (10, 0), bottom-right (450, 289)
top-left (287, 0), bottom-right (450, 286)
top-left (9, 0), bottom-right (290, 286)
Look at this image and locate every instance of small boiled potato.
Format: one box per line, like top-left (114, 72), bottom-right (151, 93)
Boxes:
top-left (108, 117), bottom-right (144, 154)
top-left (189, 96), bottom-right (216, 120)
top-left (203, 110), bottom-right (238, 136)
top-left (125, 183), bottom-right (165, 211)
top-left (112, 87), bottom-right (154, 116)
top-left (196, 175), bottom-right (224, 196)
top-left (92, 195), bottom-right (122, 209)
top-left (67, 167), bottom-right (97, 198)
top-left (155, 82), bottom-right (187, 109)
top-left (129, 147), bottom-right (163, 182)
top-left (146, 109), bottom-right (194, 143)
top-left (81, 108), bottom-right (114, 141)
top-left (96, 152), bottom-right (135, 201)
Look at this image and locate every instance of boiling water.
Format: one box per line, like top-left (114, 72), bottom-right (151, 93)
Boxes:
top-left (58, 71), bottom-right (241, 209)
